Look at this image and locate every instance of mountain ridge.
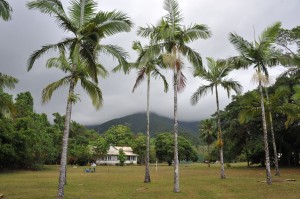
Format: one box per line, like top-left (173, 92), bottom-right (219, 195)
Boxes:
top-left (87, 112), bottom-right (202, 145)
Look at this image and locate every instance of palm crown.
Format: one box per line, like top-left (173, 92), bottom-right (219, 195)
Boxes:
top-left (27, 0), bottom-right (133, 82)
top-left (191, 57), bottom-right (242, 105)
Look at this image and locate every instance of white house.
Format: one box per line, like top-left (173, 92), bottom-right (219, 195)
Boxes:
top-left (96, 146), bottom-right (138, 165)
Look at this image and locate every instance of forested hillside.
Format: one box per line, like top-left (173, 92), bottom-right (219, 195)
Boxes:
top-left (87, 112), bottom-right (202, 145)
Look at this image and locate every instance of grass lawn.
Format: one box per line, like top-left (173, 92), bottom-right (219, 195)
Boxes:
top-left (0, 163), bottom-right (300, 199)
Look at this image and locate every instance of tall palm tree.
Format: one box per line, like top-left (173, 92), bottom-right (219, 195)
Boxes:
top-left (191, 57), bottom-right (242, 178)
top-left (131, 41), bottom-right (168, 183)
top-left (0, 0), bottom-right (12, 21)
top-left (26, 0), bottom-right (132, 197)
top-left (199, 118), bottom-right (217, 167)
top-left (137, 0), bottom-right (211, 192)
top-left (229, 22), bottom-right (283, 185)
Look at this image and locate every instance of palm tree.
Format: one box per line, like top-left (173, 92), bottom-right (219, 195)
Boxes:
top-left (26, 0), bottom-right (132, 197)
top-left (199, 119), bottom-right (217, 167)
top-left (239, 83), bottom-right (299, 176)
top-left (137, 0), bottom-right (211, 192)
top-left (131, 41), bottom-right (168, 183)
top-left (0, 0), bottom-right (12, 21)
top-left (191, 57), bottom-right (242, 178)
top-left (0, 73), bottom-right (18, 118)
top-left (44, 49), bottom-right (106, 197)
top-left (229, 22), bottom-right (284, 185)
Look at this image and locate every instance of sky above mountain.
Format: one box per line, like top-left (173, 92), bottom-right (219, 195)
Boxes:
top-left (1, 0), bottom-right (299, 125)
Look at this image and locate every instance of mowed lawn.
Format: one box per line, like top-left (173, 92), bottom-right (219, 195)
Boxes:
top-left (1, 163), bottom-right (300, 199)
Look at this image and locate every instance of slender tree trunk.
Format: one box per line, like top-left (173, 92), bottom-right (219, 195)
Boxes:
top-left (208, 144), bottom-right (210, 167)
top-left (173, 62), bottom-right (180, 193)
top-left (144, 74), bottom-right (151, 183)
top-left (265, 88), bottom-right (280, 176)
top-left (269, 111), bottom-right (280, 176)
top-left (57, 77), bottom-right (76, 198)
top-left (245, 133), bottom-right (250, 167)
top-left (215, 85), bottom-right (225, 179)
top-left (258, 79), bottom-right (272, 185)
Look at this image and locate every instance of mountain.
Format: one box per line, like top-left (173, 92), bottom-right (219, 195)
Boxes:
top-left (87, 112), bottom-right (202, 145)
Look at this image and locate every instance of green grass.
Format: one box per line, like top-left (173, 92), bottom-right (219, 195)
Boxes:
top-left (0, 163), bottom-right (300, 199)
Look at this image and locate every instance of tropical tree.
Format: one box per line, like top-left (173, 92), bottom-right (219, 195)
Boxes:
top-left (229, 22), bottom-right (285, 184)
top-left (131, 41), bottom-right (168, 183)
top-left (0, 0), bottom-right (18, 117)
top-left (0, 0), bottom-right (12, 21)
top-left (27, 1), bottom-right (132, 197)
top-left (137, 0), bottom-right (211, 192)
top-left (199, 119), bottom-right (217, 167)
top-left (191, 57), bottom-right (242, 178)
top-left (0, 73), bottom-right (18, 118)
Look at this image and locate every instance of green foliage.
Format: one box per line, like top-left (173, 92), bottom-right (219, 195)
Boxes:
top-left (118, 148), bottom-right (126, 166)
top-left (104, 125), bottom-right (134, 146)
top-left (155, 132), bottom-right (198, 165)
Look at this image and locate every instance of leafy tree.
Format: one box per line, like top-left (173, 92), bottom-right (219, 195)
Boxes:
top-left (191, 57), bottom-right (242, 178)
top-left (131, 41), bottom-right (169, 183)
top-left (89, 136), bottom-right (109, 161)
top-left (118, 148), bottom-right (126, 166)
top-left (155, 133), bottom-right (198, 165)
top-left (0, 0), bottom-right (12, 21)
top-left (229, 22), bottom-right (284, 185)
top-left (138, 0), bottom-right (211, 192)
top-left (199, 119), bottom-right (217, 167)
top-left (104, 125), bottom-right (134, 146)
top-left (27, 0), bottom-right (132, 196)
top-left (131, 134), bottom-right (147, 165)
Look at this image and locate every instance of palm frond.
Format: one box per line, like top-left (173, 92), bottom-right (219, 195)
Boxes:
top-left (151, 69), bottom-right (169, 92)
top-left (259, 22), bottom-right (281, 45)
top-left (163, 0), bottom-right (183, 27)
top-left (93, 10), bottom-right (133, 37)
top-left (182, 24), bottom-right (212, 42)
top-left (0, 0), bottom-right (12, 21)
top-left (80, 78), bottom-right (103, 109)
top-left (69, 0), bottom-right (96, 27)
top-left (190, 83), bottom-right (214, 105)
top-left (132, 68), bottom-right (146, 92)
top-left (27, 38), bottom-right (74, 71)
top-left (42, 76), bottom-right (71, 104)
top-left (180, 45), bottom-right (203, 68)
top-left (99, 44), bottom-right (130, 74)
top-left (229, 32), bottom-right (253, 56)
top-left (0, 73), bottom-right (18, 89)
top-left (221, 79), bottom-right (243, 97)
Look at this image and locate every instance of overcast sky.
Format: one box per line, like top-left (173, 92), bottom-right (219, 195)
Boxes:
top-left (1, 0), bottom-right (299, 125)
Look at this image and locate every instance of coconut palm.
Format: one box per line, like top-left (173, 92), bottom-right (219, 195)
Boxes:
top-left (191, 57), bottom-right (242, 178)
top-left (137, 0), bottom-right (211, 192)
top-left (199, 119), bottom-right (217, 167)
top-left (131, 41), bottom-right (169, 183)
top-left (0, 0), bottom-right (12, 21)
top-left (229, 22), bottom-right (284, 185)
top-left (26, 0), bottom-right (132, 197)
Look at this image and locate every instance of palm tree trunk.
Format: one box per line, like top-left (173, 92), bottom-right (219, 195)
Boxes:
top-left (265, 88), bottom-right (280, 176)
top-left (57, 77), bottom-right (76, 198)
top-left (258, 79), bottom-right (272, 185)
top-left (144, 74), bottom-right (151, 183)
top-left (215, 85), bottom-right (225, 179)
top-left (269, 111), bottom-right (280, 176)
top-left (173, 66), bottom-right (180, 193)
